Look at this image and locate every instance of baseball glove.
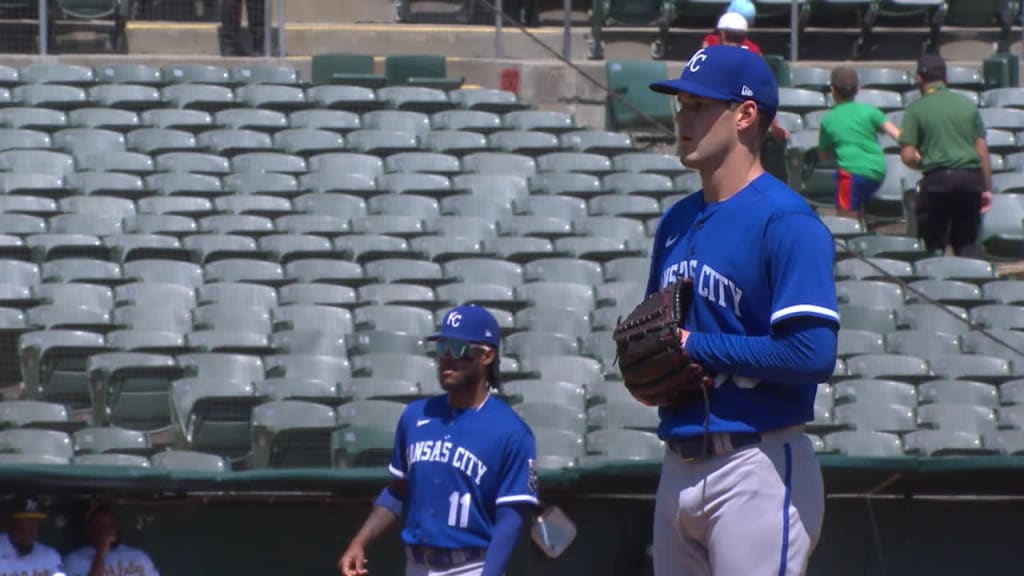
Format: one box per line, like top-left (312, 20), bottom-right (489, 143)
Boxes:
top-left (612, 279), bottom-right (711, 407)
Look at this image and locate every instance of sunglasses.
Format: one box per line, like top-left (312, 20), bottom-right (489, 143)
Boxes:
top-left (432, 339), bottom-right (487, 359)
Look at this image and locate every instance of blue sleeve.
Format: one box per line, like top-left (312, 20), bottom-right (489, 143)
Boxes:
top-left (765, 213), bottom-right (839, 326)
top-left (480, 506), bottom-right (527, 576)
top-left (388, 408), bottom-right (409, 479)
top-left (373, 485), bottom-right (404, 516)
top-left (686, 316), bottom-right (838, 384)
top-left (495, 427), bottom-right (539, 507)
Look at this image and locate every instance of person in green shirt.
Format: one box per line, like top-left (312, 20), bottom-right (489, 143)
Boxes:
top-left (818, 66), bottom-right (901, 220)
top-left (899, 53), bottom-right (992, 257)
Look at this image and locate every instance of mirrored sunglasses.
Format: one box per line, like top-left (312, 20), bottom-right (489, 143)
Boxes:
top-left (432, 339), bottom-right (485, 359)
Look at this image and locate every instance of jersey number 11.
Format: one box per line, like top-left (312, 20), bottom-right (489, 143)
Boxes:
top-left (448, 491), bottom-right (471, 528)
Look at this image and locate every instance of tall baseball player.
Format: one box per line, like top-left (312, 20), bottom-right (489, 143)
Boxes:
top-left (338, 304), bottom-right (539, 576)
top-left (636, 45), bottom-right (839, 576)
top-left (0, 497), bottom-right (65, 576)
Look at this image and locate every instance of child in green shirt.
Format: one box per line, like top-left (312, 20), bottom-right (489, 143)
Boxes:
top-left (818, 66), bottom-right (902, 220)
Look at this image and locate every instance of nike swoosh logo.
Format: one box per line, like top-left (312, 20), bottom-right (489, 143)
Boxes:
top-left (665, 233), bottom-right (680, 248)
top-left (416, 419), bottom-right (431, 427)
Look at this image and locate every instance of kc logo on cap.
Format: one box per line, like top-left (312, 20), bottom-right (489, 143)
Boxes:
top-left (648, 45), bottom-right (779, 120)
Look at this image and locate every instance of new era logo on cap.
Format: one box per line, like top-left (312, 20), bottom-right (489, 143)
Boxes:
top-left (648, 45), bottom-right (779, 120)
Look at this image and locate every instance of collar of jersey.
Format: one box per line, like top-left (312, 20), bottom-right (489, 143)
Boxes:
top-left (448, 392), bottom-right (491, 417)
top-left (699, 172), bottom-right (766, 209)
top-left (923, 82), bottom-right (946, 95)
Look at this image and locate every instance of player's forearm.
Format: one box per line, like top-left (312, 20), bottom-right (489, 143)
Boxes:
top-left (350, 504), bottom-right (401, 547)
top-left (975, 138), bottom-right (991, 190)
top-left (481, 506), bottom-right (527, 576)
top-left (685, 320), bottom-right (837, 384)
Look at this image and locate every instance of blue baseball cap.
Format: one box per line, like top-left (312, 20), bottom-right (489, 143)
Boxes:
top-left (649, 45), bottom-right (779, 120)
top-left (428, 305), bottom-right (501, 348)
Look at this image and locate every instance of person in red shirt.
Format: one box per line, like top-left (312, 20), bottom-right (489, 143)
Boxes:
top-left (702, 12), bottom-right (762, 55)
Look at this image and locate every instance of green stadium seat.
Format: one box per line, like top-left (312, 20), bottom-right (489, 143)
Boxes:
top-left (384, 55), bottom-right (463, 90)
top-left (310, 53), bottom-right (386, 88)
top-left (603, 60), bottom-right (674, 133)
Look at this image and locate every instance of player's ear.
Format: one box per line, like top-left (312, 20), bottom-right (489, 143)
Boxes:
top-left (479, 345), bottom-right (496, 367)
top-left (734, 100), bottom-right (759, 131)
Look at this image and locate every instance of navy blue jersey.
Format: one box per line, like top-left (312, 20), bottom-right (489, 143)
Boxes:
top-left (389, 394), bottom-right (539, 549)
top-left (645, 172), bottom-right (839, 438)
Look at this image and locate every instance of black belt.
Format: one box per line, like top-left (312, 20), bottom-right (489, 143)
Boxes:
top-left (668, 432), bottom-right (762, 461)
top-left (923, 167), bottom-right (981, 177)
top-left (409, 546), bottom-right (486, 569)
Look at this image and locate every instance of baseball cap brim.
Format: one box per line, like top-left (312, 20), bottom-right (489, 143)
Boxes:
top-left (649, 77), bottom-right (734, 100)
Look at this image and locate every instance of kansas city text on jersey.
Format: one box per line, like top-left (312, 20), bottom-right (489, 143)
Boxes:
top-left (660, 259), bottom-right (744, 317)
top-left (407, 440), bottom-right (488, 485)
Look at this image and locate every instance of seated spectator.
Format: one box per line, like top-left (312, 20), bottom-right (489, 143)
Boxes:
top-left (702, 12), bottom-right (762, 55)
top-left (63, 502), bottom-right (159, 576)
top-left (0, 496), bottom-right (64, 576)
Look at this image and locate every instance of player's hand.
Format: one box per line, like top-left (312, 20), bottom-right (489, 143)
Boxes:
top-left (97, 532), bottom-right (117, 555)
top-left (980, 190), bottom-right (993, 214)
top-left (339, 542), bottom-right (369, 576)
top-left (677, 328), bottom-right (691, 349)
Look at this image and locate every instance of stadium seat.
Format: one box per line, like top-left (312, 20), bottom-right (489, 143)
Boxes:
top-left (235, 85), bottom-right (308, 113)
top-left (902, 429), bottom-right (989, 456)
top-left (249, 400), bottom-right (335, 468)
top-left (513, 402), bottom-right (586, 436)
top-left (918, 379), bottom-right (1000, 408)
top-left (19, 330), bottom-right (109, 408)
top-left (837, 329), bottom-right (886, 357)
top-left (72, 427), bottom-right (149, 455)
top-left (844, 353), bottom-right (930, 382)
top-left (833, 378), bottom-right (917, 407)
top-left (151, 449), bottom-right (228, 472)
top-left (348, 331), bottom-right (425, 357)
top-left (351, 353), bottom-right (439, 393)
top-left (140, 108), bottom-right (213, 132)
top-left (884, 330), bottom-right (961, 361)
top-left (533, 426), bottom-right (584, 469)
top-left (0, 429), bottom-right (73, 461)
top-left (0, 400), bottom-right (71, 430)
top-left (833, 402), bottom-right (917, 433)
top-left (587, 401), bottom-right (659, 431)
top-left (170, 376), bottom-right (262, 459)
top-left (331, 425), bottom-right (394, 468)
top-left (905, 280), bottom-right (987, 308)
top-left (823, 430), bottom-right (904, 456)
top-left (431, 110), bottom-right (503, 134)
top-left (897, 303), bottom-right (971, 333)
top-left (351, 305), bottom-right (432, 337)
top-left (585, 428), bottom-right (664, 462)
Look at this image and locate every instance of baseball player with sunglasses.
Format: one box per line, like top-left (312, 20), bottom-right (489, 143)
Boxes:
top-left (637, 45), bottom-right (840, 576)
top-left (339, 305), bottom-right (539, 576)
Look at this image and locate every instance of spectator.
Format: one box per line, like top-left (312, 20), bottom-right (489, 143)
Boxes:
top-left (899, 53), bottom-right (992, 257)
top-left (0, 496), bottom-right (64, 576)
top-left (219, 0), bottom-right (264, 56)
top-left (63, 503), bottom-right (159, 576)
top-left (702, 12), bottom-right (762, 55)
top-left (818, 66), bottom-right (902, 221)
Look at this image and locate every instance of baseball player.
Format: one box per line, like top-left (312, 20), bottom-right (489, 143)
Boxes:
top-left (338, 304), bottom-right (538, 576)
top-left (1, 496), bottom-right (65, 576)
top-left (644, 45), bottom-right (839, 576)
top-left (63, 502), bottom-right (159, 576)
